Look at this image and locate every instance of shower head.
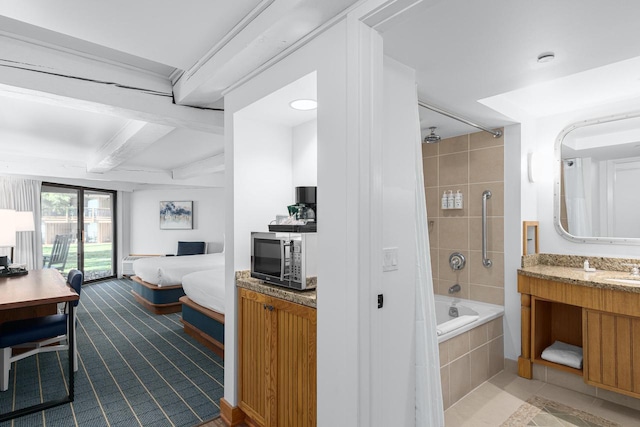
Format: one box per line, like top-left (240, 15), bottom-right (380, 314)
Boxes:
top-left (423, 127), bottom-right (441, 144)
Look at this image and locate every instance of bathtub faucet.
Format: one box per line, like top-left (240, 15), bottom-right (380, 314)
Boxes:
top-left (448, 284), bottom-right (461, 294)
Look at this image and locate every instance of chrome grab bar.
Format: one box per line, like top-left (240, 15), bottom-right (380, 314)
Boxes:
top-left (482, 190), bottom-right (492, 268)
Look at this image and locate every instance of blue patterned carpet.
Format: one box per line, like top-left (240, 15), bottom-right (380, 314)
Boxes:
top-left (0, 278), bottom-right (224, 426)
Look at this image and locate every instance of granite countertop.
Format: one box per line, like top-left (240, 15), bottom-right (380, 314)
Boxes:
top-left (235, 271), bottom-right (316, 309)
top-left (519, 253), bottom-right (640, 294)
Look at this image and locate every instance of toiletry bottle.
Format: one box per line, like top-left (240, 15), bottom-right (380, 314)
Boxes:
top-left (447, 190), bottom-right (455, 209)
top-left (454, 190), bottom-right (463, 209)
top-left (584, 260), bottom-right (589, 271)
top-left (441, 191), bottom-right (448, 210)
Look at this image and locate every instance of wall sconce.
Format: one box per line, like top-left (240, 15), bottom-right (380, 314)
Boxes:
top-left (527, 152), bottom-right (541, 183)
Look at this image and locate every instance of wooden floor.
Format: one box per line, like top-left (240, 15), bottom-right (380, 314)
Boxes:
top-left (198, 416), bottom-right (248, 427)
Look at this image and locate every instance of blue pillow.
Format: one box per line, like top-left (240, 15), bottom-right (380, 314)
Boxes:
top-left (176, 241), bottom-right (206, 256)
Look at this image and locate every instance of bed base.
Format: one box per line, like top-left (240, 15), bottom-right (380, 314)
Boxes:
top-left (180, 296), bottom-right (225, 358)
top-left (131, 275), bottom-right (185, 314)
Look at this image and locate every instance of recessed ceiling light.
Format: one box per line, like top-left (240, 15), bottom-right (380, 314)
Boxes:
top-left (537, 52), bottom-right (555, 63)
top-left (289, 99), bottom-right (317, 111)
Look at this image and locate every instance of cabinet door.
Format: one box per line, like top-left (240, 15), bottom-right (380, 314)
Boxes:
top-left (238, 289), bottom-right (272, 426)
top-left (272, 297), bottom-right (317, 427)
top-left (584, 309), bottom-right (640, 397)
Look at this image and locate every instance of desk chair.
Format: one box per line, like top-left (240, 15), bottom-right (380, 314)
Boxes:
top-left (0, 269), bottom-right (83, 391)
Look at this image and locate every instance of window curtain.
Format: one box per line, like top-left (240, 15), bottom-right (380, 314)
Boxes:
top-left (412, 90), bottom-right (444, 426)
top-left (0, 176), bottom-right (42, 270)
top-left (563, 158), bottom-right (592, 236)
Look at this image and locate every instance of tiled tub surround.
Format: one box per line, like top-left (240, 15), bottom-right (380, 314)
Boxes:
top-left (439, 315), bottom-right (504, 410)
top-left (422, 130), bottom-right (505, 305)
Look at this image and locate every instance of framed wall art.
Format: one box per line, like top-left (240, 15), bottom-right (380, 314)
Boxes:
top-left (160, 201), bottom-right (193, 230)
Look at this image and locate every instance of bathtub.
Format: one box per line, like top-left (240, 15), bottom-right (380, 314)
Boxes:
top-left (434, 294), bottom-right (504, 343)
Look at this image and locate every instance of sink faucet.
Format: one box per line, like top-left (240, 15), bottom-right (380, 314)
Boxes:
top-left (448, 283), bottom-right (461, 294)
top-left (625, 263), bottom-right (640, 277)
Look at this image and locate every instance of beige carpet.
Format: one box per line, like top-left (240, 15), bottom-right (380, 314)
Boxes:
top-left (500, 395), bottom-right (620, 427)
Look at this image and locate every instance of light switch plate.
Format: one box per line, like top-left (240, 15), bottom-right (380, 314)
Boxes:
top-left (382, 247), bottom-right (398, 272)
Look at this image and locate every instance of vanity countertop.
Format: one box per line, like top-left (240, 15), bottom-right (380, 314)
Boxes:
top-left (236, 270), bottom-right (317, 309)
top-left (519, 253), bottom-right (640, 294)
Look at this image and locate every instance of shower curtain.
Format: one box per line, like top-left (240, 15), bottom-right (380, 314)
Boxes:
top-left (563, 158), bottom-right (592, 236)
top-left (412, 89), bottom-right (444, 426)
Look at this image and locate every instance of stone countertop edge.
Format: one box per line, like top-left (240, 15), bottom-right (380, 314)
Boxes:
top-left (519, 255), bottom-right (640, 294)
top-left (235, 270), bottom-right (317, 309)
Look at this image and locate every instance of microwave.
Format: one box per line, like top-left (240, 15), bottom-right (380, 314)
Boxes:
top-left (251, 232), bottom-right (317, 290)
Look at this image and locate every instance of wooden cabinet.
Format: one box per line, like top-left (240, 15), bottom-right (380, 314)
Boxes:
top-left (584, 310), bottom-right (640, 397)
top-left (238, 288), bottom-right (317, 427)
top-left (518, 273), bottom-right (640, 399)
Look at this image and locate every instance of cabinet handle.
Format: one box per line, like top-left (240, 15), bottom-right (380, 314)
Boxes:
top-left (263, 304), bottom-right (274, 311)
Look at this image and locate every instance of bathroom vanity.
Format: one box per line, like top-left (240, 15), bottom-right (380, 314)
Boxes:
top-left (518, 254), bottom-right (640, 399)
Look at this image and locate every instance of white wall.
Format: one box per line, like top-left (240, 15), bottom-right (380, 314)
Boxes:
top-left (232, 116), bottom-right (293, 272)
top-left (292, 119), bottom-right (318, 188)
top-left (224, 11), bottom-right (403, 426)
top-left (378, 56), bottom-right (418, 426)
top-left (129, 187), bottom-right (224, 255)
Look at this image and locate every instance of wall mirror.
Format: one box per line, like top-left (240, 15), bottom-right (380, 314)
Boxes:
top-left (554, 112), bottom-right (640, 244)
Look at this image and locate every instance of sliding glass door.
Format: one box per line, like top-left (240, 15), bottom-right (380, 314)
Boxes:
top-left (41, 184), bottom-right (116, 282)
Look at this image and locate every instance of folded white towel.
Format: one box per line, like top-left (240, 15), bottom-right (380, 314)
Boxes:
top-left (541, 340), bottom-right (583, 369)
top-left (437, 315), bottom-right (479, 336)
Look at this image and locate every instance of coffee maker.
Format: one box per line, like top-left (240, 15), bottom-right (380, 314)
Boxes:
top-left (294, 186), bottom-right (316, 223)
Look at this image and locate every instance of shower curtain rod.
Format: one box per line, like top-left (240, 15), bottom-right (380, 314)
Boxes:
top-left (418, 100), bottom-right (503, 138)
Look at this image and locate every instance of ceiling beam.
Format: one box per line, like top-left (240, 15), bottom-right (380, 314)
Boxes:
top-left (172, 153), bottom-right (225, 180)
top-left (87, 121), bottom-right (175, 173)
top-left (172, 0), bottom-right (361, 107)
top-left (0, 35), bottom-right (224, 134)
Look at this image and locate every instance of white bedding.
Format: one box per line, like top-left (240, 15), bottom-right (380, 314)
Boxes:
top-left (182, 267), bottom-right (226, 314)
top-left (133, 253), bottom-right (224, 287)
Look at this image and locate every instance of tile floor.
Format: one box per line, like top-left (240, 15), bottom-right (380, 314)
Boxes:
top-left (444, 370), bottom-right (640, 426)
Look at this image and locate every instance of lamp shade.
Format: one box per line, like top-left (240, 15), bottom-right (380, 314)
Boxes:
top-left (0, 209), bottom-right (16, 247)
top-left (15, 211), bottom-right (35, 232)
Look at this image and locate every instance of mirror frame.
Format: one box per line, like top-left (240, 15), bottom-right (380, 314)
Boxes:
top-left (554, 111), bottom-right (640, 245)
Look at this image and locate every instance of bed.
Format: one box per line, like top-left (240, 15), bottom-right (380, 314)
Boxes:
top-left (180, 267), bottom-right (225, 358)
top-left (131, 251), bottom-right (224, 314)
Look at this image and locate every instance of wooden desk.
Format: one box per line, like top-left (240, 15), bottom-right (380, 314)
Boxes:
top-left (0, 269), bottom-right (79, 422)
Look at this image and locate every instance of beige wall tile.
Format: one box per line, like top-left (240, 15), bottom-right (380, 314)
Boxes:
top-left (487, 317), bottom-right (504, 340)
top-left (439, 218), bottom-right (469, 250)
top-left (469, 323), bottom-right (488, 349)
top-left (449, 355), bottom-right (471, 404)
top-left (468, 250), bottom-right (504, 287)
top-left (469, 146), bottom-right (504, 183)
top-left (439, 152), bottom-right (468, 186)
top-left (422, 141), bottom-right (438, 158)
top-left (439, 134), bottom-right (469, 155)
top-left (423, 156), bottom-right (438, 188)
top-left (470, 284), bottom-right (505, 305)
top-left (470, 344), bottom-right (490, 389)
top-left (430, 249), bottom-right (439, 277)
top-left (440, 366), bottom-right (450, 410)
top-left (470, 129), bottom-right (504, 150)
top-left (425, 188), bottom-right (439, 222)
top-left (469, 183), bottom-right (504, 217)
top-left (448, 331), bottom-right (470, 361)
top-left (489, 336), bottom-right (505, 377)
top-left (469, 217), bottom-right (504, 252)
top-left (439, 341), bottom-right (449, 367)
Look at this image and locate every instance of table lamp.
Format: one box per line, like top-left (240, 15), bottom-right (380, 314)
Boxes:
top-left (0, 209), bottom-right (17, 264)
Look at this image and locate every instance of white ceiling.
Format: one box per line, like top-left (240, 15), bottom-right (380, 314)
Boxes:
top-left (1, 0), bottom-right (640, 188)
